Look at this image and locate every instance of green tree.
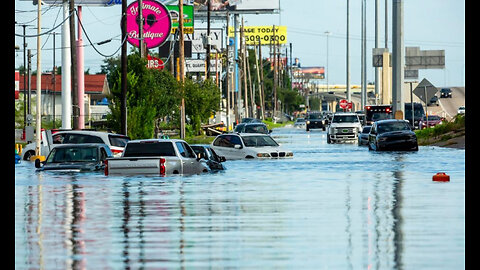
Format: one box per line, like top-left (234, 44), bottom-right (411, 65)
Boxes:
top-left (184, 79), bottom-right (221, 135)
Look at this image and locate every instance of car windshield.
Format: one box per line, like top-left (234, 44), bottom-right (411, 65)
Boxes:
top-left (372, 113), bottom-right (391, 121)
top-left (422, 115), bottom-right (441, 121)
top-left (332, 115), bottom-right (359, 123)
top-left (295, 118), bottom-right (305, 123)
top-left (362, 126), bottom-right (371, 134)
top-left (47, 147), bottom-right (98, 163)
top-left (242, 136), bottom-right (279, 147)
top-left (307, 114), bottom-right (321, 119)
top-left (244, 125), bottom-right (268, 134)
top-left (377, 122), bottom-right (410, 133)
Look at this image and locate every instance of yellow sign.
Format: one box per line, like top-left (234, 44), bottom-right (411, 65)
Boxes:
top-left (228, 26), bottom-right (287, 45)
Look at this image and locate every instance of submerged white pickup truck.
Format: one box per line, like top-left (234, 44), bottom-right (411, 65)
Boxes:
top-left (105, 139), bottom-right (209, 176)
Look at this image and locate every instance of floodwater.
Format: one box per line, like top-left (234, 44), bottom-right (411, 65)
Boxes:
top-left (15, 127), bottom-right (465, 269)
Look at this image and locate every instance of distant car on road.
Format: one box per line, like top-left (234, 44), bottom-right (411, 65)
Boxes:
top-left (35, 144), bottom-right (113, 172)
top-left (241, 117), bottom-right (263, 123)
top-left (457, 106), bottom-right (465, 115)
top-left (293, 118), bottom-right (306, 128)
top-left (428, 95), bottom-right (439, 106)
top-left (211, 133), bottom-right (293, 160)
top-left (191, 145), bottom-right (226, 172)
top-left (358, 125), bottom-right (371, 146)
top-left (22, 130), bottom-right (130, 161)
top-left (306, 112), bottom-right (325, 131)
top-left (368, 119), bottom-right (418, 151)
top-left (234, 122), bottom-right (270, 134)
top-left (419, 115), bottom-right (443, 129)
top-left (440, 88), bottom-right (452, 98)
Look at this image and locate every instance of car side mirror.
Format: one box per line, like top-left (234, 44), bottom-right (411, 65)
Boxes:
top-left (219, 156), bottom-right (226, 162)
top-left (268, 130), bottom-right (272, 134)
top-left (234, 144), bottom-right (242, 149)
top-left (35, 158), bottom-right (43, 168)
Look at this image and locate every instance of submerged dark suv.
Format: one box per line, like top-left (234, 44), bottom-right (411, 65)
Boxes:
top-left (306, 112), bottom-right (325, 131)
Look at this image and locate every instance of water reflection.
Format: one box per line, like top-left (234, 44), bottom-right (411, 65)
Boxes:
top-left (15, 128), bottom-right (465, 269)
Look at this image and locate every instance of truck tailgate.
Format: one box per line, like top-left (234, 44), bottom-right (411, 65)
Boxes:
top-left (107, 157), bottom-right (182, 175)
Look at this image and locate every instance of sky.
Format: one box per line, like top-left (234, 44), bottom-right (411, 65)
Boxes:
top-left (15, 0), bottom-right (465, 88)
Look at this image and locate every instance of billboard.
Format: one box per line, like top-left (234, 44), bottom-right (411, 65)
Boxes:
top-left (40, 0), bottom-right (121, 6)
top-left (228, 26), bottom-right (287, 45)
top-left (185, 59), bottom-right (222, 73)
top-left (186, 28), bottom-right (224, 54)
top-left (167, 5), bottom-right (194, 34)
top-left (192, 0), bottom-right (279, 14)
top-left (293, 67), bottom-right (325, 80)
top-left (126, 0), bottom-right (172, 49)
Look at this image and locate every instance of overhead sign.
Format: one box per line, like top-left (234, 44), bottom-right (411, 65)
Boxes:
top-left (228, 26), bottom-right (287, 45)
top-left (186, 28), bottom-right (224, 54)
top-left (185, 59), bottom-right (222, 73)
top-left (193, 0), bottom-right (280, 14)
top-left (146, 55), bottom-right (164, 70)
top-left (126, 0), bottom-right (172, 49)
top-left (413, 78), bottom-right (438, 104)
top-left (405, 47), bottom-right (445, 70)
top-left (293, 66), bottom-right (325, 80)
top-left (167, 5), bottom-right (194, 34)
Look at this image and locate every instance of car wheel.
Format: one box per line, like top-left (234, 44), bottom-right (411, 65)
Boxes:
top-left (23, 150), bottom-right (34, 161)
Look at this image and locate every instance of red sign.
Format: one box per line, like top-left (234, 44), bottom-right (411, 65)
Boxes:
top-left (347, 102), bottom-right (353, 110)
top-left (15, 70), bottom-right (19, 99)
top-left (146, 55), bottom-right (164, 70)
top-left (339, 99), bottom-right (348, 109)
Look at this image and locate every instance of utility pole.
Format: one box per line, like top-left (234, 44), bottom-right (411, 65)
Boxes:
top-left (138, 0), bottom-right (145, 58)
top-left (254, 43), bottom-right (262, 120)
top-left (375, 0), bottom-right (380, 104)
top-left (34, 0), bottom-right (43, 158)
top-left (392, 0), bottom-right (404, 118)
top-left (69, 0), bottom-right (79, 130)
top-left (234, 14), bottom-right (240, 124)
top-left (361, 0), bottom-right (367, 110)
top-left (226, 12), bottom-right (230, 130)
top-left (206, 0), bottom-right (211, 79)
top-left (241, 17), bottom-right (248, 118)
top-left (77, 6), bottom-right (85, 129)
top-left (325, 31), bottom-right (330, 93)
top-left (61, 0), bottom-right (71, 129)
top-left (52, 32), bottom-right (57, 129)
top-left (346, 0), bottom-right (351, 102)
top-left (120, 0), bottom-right (128, 135)
top-left (179, 1), bottom-right (186, 139)
top-left (259, 40), bottom-right (265, 120)
top-left (272, 25), bottom-right (277, 122)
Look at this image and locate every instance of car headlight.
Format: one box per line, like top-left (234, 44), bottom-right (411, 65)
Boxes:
top-left (306, 121), bottom-right (310, 124)
top-left (256, 153), bottom-right (271, 158)
top-left (378, 136), bottom-right (387, 142)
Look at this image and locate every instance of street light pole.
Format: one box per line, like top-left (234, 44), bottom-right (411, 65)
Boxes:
top-left (325, 31), bottom-right (331, 94)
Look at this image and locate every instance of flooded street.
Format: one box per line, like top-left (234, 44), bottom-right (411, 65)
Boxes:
top-left (15, 127), bottom-right (465, 269)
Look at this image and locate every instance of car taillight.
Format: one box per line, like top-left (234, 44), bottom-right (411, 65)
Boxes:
top-left (104, 159), bottom-right (109, 176)
top-left (111, 149), bottom-right (123, 156)
top-left (159, 158), bottom-right (166, 176)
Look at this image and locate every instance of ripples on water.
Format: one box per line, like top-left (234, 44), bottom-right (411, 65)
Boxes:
top-left (15, 127), bottom-right (465, 269)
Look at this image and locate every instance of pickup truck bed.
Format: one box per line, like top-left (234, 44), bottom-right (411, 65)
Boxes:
top-left (105, 139), bottom-right (209, 176)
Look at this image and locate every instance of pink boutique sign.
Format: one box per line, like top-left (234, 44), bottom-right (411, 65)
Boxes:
top-left (126, 0), bottom-right (172, 49)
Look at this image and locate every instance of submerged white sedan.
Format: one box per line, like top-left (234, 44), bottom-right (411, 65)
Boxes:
top-left (210, 133), bottom-right (293, 160)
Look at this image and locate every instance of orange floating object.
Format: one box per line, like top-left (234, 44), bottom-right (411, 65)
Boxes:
top-left (433, 172), bottom-right (450, 182)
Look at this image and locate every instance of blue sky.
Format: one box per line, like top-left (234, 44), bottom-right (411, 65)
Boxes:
top-left (15, 0), bottom-right (465, 87)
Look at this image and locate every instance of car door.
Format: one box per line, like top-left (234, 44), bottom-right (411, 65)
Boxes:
top-left (176, 142), bottom-right (202, 174)
top-left (368, 123), bottom-right (377, 150)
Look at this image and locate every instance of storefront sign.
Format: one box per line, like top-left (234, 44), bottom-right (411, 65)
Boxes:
top-left (126, 0), bottom-right (172, 49)
top-left (146, 55), bottom-right (164, 70)
top-left (167, 5), bottom-right (194, 34)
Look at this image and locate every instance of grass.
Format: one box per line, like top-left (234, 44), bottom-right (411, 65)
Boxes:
top-left (415, 114), bottom-right (465, 145)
